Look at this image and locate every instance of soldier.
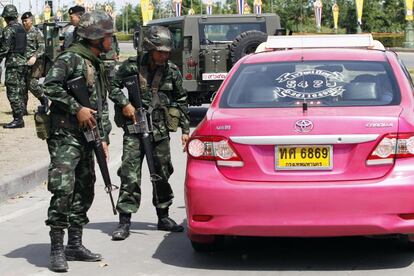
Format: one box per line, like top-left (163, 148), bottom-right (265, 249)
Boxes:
top-left (0, 4), bottom-right (27, 129)
top-left (43, 10), bottom-right (124, 272)
top-left (62, 5), bottom-right (85, 50)
top-left (110, 25), bottom-right (190, 241)
top-left (0, 23), bottom-right (3, 85)
top-left (21, 11), bottom-right (48, 114)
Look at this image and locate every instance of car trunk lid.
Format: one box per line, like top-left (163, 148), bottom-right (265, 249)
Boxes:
top-left (210, 106), bottom-right (402, 182)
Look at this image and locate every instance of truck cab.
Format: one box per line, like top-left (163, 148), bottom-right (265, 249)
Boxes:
top-left (136, 14), bottom-right (283, 106)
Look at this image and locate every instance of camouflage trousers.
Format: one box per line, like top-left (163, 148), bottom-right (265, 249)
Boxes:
top-left (23, 66), bottom-right (45, 107)
top-left (116, 134), bottom-right (174, 213)
top-left (5, 66), bottom-right (27, 116)
top-left (45, 128), bottom-right (96, 228)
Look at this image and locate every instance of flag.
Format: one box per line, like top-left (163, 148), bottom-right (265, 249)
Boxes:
top-left (237, 0), bottom-right (244, 15)
top-left (206, 0), bottom-right (213, 15)
top-left (254, 0), bottom-right (262, 15)
top-left (332, 3), bottom-right (339, 29)
top-left (313, 0), bottom-right (323, 31)
top-left (243, 2), bottom-right (251, 14)
top-left (141, 0), bottom-right (150, 26)
top-left (406, 0), bottom-right (413, 21)
top-left (356, 0), bottom-right (364, 25)
top-left (174, 0), bottom-right (182, 17)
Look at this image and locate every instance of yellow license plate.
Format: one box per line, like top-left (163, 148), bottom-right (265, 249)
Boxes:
top-left (275, 145), bottom-right (333, 170)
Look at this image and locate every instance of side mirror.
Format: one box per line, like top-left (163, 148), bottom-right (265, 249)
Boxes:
top-left (210, 91), bottom-right (218, 102)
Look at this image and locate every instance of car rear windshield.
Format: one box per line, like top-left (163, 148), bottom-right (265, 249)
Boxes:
top-left (220, 61), bottom-right (401, 108)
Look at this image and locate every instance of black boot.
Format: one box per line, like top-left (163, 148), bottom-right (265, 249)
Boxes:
top-left (64, 226), bottom-right (102, 262)
top-left (156, 208), bottom-right (184, 232)
top-left (39, 96), bottom-right (49, 113)
top-left (49, 227), bottom-right (68, 272)
top-left (112, 213), bottom-right (131, 241)
top-left (3, 115), bottom-right (24, 129)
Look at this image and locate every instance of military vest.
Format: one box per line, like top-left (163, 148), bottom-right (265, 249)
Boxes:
top-left (10, 22), bottom-right (27, 54)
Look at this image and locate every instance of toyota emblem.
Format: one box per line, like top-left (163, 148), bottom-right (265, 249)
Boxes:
top-left (295, 120), bottom-right (314, 133)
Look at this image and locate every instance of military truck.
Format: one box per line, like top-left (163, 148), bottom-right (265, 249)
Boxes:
top-left (134, 14), bottom-right (284, 106)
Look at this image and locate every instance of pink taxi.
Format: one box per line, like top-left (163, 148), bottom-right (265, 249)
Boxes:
top-left (185, 34), bottom-right (414, 251)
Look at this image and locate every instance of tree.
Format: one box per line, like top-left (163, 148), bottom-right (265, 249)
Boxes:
top-left (115, 4), bottom-right (141, 33)
top-left (113, 0), bottom-right (407, 34)
top-left (382, 0), bottom-right (405, 32)
top-left (272, 0), bottom-right (313, 32)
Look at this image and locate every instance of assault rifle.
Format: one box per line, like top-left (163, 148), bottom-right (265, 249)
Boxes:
top-left (122, 75), bottom-right (161, 204)
top-left (67, 76), bottom-right (118, 215)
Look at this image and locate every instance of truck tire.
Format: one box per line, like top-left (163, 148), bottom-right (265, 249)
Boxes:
top-left (230, 30), bottom-right (268, 65)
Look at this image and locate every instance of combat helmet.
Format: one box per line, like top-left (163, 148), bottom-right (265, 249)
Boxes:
top-left (77, 10), bottom-right (114, 40)
top-left (1, 4), bottom-right (18, 19)
top-left (143, 26), bottom-right (173, 52)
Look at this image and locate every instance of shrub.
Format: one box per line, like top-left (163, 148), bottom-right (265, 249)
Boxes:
top-left (372, 33), bottom-right (404, 48)
top-left (115, 32), bottom-right (133, 41)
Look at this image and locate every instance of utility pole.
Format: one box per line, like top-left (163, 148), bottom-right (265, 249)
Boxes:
top-left (126, 4), bottom-right (128, 34)
top-left (122, 5), bottom-right (125, 33)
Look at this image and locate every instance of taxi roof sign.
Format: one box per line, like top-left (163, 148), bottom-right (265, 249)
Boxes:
top-left (265, 34), bottom-right (381, 50)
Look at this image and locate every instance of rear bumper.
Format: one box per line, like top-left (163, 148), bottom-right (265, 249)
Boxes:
top-left (185, 159), bottom-right (414, 238)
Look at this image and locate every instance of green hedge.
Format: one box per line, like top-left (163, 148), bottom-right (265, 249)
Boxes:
top-left (114, 31), bottom-right (405, 47)
top-left (115, 32), bottom-right (133, 41)
top-left (293, 32), bottom-right (405, 48)
top-left (372, 33), bottom-right (404, 48)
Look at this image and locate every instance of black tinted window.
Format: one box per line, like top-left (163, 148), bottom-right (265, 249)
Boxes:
top-left (199, 22), bottom-right (265, 43)
top-left (168, 25), bottom-right (182, 49)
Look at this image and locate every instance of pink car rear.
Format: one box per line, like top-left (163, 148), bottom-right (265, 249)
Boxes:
top-left (185, 46), bottom-right (414, 250)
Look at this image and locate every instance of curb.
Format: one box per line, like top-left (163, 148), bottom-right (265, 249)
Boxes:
top-left (390, 47), bottom-right (414, 53)
top-left (0, 161), bottom-right (48, 203)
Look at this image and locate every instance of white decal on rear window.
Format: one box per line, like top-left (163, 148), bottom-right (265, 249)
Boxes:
top-left (274, 70), bottom-right (345, 100)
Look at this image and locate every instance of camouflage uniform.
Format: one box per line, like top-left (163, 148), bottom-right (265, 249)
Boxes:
top-left (43, 10), bottom-right (118, 273)
top-left (44, 41), bottom-right (113, 228)
top-left (0, 5), bottom-right (27, 128)
top-left (0, 24), bottom-right (3, 84)
top-left (111, 54), bottom-right (190, 212)
top-left (24, 24), bottom-right (46, 107)
top-left (110, 25), bottom-right (190, 239)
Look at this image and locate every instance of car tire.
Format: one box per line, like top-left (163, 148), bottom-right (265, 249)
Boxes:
top-left (230, 30), bottom-right (268, 65)
top-left (190, 236), bottom-right (224, 252)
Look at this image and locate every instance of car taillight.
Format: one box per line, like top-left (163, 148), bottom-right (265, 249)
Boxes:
top-left (366, 133), bottom-right (414, 165)
top-left (187, 136), bottom-right (244, 167)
